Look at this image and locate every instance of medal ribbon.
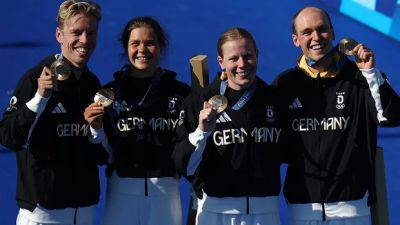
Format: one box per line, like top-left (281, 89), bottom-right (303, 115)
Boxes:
top-left (55, 53), bottom-right (87, 75)
top-left (219, 79), bottom-right (257, 110)
top-left (136, 72), bottom-right (161, 107)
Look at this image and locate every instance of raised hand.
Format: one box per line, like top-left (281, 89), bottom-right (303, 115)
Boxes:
top-left (84, 102), bottom-right (105, 129)
top-left (198, 101), bottom-right (217, 132)
top-left (353, 44), bottom-right (375, 70)
top-left (37, 66), bottom-right (58, 97)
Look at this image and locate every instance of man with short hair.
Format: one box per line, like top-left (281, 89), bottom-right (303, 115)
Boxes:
top-left (274, 6), bottom-right (400, 225)
top-left (0, 1), bottom-right (106, 224)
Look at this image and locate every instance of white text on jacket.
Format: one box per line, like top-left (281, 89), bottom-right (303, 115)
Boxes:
top-left (117, 117), bottom-right (179, 131)
top-left (213, 127), bottom-right (282, 146)
top-left (292, 116), bottom-right (350, 131)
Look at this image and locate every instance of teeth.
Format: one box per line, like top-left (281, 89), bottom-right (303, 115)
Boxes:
top-left (136, 56), bottom-right (150, 61)
top-left (311, 44), bottom-right (324, 50)
top-left (76, 48), bottom-right (88, 54)
top-left (237, 71), bottom-right (250, 76)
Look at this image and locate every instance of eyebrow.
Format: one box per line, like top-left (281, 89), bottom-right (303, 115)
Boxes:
top-left (129, 39), bottom-right (156, 42)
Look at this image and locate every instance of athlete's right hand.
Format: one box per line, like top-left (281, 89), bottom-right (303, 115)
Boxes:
top-left (198, 101), bottom-right (217, 132)
top-left (37, 66), bottom-right (57, 97)
top-left (84, 102), bottom-right (105, 130)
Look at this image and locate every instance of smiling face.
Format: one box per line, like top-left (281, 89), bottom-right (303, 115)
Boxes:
top-left (292, 8), bottom-right (334, 61)
top-left (56, 13), bottom-right (98, 68)
top-left (218, 38), bottom-right (258, 91)
top-left (127, 26), bottom-right (160, 76)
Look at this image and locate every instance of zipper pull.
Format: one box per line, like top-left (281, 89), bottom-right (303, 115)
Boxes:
top-left (322, 203), bottom-right (327, 221)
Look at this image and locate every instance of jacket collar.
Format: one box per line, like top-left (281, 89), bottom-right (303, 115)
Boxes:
top-left (297, 51), bottom-right (346, 78)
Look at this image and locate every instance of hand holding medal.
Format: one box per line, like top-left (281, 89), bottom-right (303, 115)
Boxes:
top-left (50, 54), bottom-right (72, 81)
top-left (207, 70), bottom-right (228, 113)
top-left (94, 88), bottom-right (115, 107)
top-left (198, 101), bottom-right (217, 132)
top-left (37, 54), bottom-right (72, 97)
top-left (338, 38), bottom-right (358, 56)
top-left (84, 88), bottom-right (114, 129)
top-left (338, 38), bottom-right (375, 69)
top-left (208, 95), bottom-right (228, 113)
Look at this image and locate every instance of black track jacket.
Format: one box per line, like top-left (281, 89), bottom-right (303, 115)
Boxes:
top-left (103, 68), bottom-right (190, 179)
top-left (274, 58), bottom-right (400, 205)
top-left (173, 77), bottom-right (288, 198)
top-left (0, 55), bottom-right (108, 211)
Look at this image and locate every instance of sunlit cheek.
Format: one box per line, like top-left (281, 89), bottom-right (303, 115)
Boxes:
top-left (128, 55), bottom-right (135, 65)
top-left (128, 48), bottom-right (136, 58)
top-left (224, 61), bottom-right (235, 70)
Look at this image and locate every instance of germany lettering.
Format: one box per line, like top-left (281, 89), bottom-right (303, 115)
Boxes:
top-left (117, 117), bottom-right (179, 131)
top-left (291, 116), bottom-right (350, 131)
top-left (213, 127), bottom-right (282, 146)
top-left (57, 124), bottom-right (89, 137)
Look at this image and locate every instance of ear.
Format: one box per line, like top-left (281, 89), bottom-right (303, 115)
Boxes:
top-left (292, 34), bottom-right (300, 47)
top-left (217, 56), bottom-right (224, 70)
top-left (55, 27), bottom-right (63, 44)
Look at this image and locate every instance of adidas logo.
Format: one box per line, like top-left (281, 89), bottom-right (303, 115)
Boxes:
top-left (51, 103), bottom-right (67, 114)
top-left (289, 98), bottom-right (302, 109)
top-left (216, 112), bottom-right (232, 123)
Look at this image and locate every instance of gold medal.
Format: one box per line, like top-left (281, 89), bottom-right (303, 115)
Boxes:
top-left (94, 88), bottom-right (114, 107)
top-left (50, 59), bottom-right (71, 81)
top-left (338, 38), bottom-right (358, 56)
top-left (208, 95), bottom-right (228, 113)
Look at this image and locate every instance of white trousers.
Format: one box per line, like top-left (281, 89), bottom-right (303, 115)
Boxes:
top-left (101, 173), bottom-right (182, 225)
top-left (289, 216), bottom-right (370, 225)
top-left (16, 211), bottom-right (92, 225)
top-left (196, 209), bottom-right (281, 225)
top-left (195, 193), bottom-right (280, 225)
top-left (16, 205), bottom-right (93, 225)
top-left (289, 194), bottom-right (371, 225)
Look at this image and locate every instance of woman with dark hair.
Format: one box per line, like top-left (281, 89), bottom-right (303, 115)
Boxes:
top-left (84, 16), bottom-right (190, 225)
top-left (173, 27), bottom-right (287, 225)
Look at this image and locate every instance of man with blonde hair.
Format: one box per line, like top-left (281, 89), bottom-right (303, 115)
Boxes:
top-left (0, 1), bottom-right (107, 225)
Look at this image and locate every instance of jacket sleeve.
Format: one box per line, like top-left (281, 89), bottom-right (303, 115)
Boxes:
top-left (378, 81), bottom-right (400, 126)
top-left (362, 69), bottom-right (400, 126)
top-left (172, 93), bottom-right (202, 177)
top-left (275, 89), bottom-right (292, 165)
top-left (89, 76), bottom-right (111, 165)
top-left (0, 72), bottom-right (39, 151)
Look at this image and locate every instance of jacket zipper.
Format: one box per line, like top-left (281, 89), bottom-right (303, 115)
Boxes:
top-left (245, 108), bottom-right (250, 215)
top-left (73, 208), bottom-right (78, 224)
top-left (144, 172), bottom-right (149, 196)
top-left (317, 73), bottom-right (327, 221)
top-left (73, 77), bottom-right (79, 225)
top-left (319, 128), bottom-right (326, 221)
top-left (246, 196), bottom-right (250, 214)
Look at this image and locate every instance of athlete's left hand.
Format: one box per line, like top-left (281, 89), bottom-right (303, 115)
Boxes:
top-left (84, 102), bottom-right (104, 129)
top-left (353, 44), bottom-right (375, 70)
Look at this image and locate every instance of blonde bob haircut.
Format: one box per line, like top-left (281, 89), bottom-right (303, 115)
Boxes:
top-left (56, 0), bottom-right (101, 28)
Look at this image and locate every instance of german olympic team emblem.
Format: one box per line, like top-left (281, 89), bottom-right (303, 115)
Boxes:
top-left (336, 92), bottom-right (345, 109)
top-left (6, 96), bottom-right (18, 111)
top-left (266, 106), bottom-right (275, 123)
top-left (168, 97), bottom-right (178, 114)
